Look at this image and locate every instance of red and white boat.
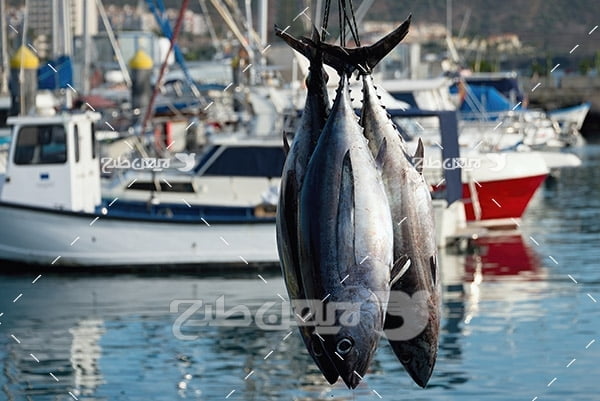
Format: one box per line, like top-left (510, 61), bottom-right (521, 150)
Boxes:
top-left (412, 145), bottom-right (549, 228)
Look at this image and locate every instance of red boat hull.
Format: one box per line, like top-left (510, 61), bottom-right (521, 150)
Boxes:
top-left (462, 174), bottom-right (547, 221)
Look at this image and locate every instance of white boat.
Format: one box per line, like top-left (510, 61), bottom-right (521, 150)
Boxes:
top-left (547, 102), bottom-right (591, 132)
top-left (0, 111), bottom-right (278, 267)
top-left (105, 110), bottom-right (469, 251)
top-left (392, 110), bottom-right (550, 228)
top-left (382, 76), bottom-right (586, 150)
top-left (547, 102), bottom-right (591, 146)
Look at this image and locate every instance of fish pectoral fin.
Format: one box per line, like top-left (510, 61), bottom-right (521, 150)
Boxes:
top-left (390, 255), bottom-right (411, 287)
top-left (375, 137), bottom-right (387, 172)
top-left (413, 137), bottom-right (424, 175)
top-left (430, 254), bottom-right (438, 285)
top-left (337, 150), bottom-right (357, 264)
top-left (282, 131), bottom-right (290, 156)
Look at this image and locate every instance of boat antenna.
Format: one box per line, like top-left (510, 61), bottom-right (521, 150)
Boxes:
top-left (140, 0), bottom-right (190, 142)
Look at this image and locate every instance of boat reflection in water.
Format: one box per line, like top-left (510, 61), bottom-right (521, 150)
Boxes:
top-left (431, 232), bottom-right (546, 391)
top-left (464, 233), bottom-right (542, 280)
top-left (0, 233), bottom-right (553, 400)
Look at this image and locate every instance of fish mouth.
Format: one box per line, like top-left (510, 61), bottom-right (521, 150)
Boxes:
top-left (395, 344), bottom-right (438, 388)
top-left (309, 338), bottom-right (340, 384)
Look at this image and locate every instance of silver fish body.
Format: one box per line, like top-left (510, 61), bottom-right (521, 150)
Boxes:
top-left (298, 76), bottom-right (394, 389)
top-left (274, 28), bottom-right (340, 384)
top-left (360, 75), bottom-right (441, 388)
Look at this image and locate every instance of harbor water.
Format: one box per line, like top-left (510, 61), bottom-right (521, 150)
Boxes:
top-left (0, 145), bottom-right (599, 401)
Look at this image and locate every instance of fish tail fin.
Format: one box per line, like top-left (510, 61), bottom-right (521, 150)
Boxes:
top-left (315, 15), bottom-right (411, 75)
top-left (275, 24), bottom-right (316, 60)
top-left (362, 15), bottom-right (411, 71)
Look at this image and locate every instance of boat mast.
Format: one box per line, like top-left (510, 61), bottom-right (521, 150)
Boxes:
top-left (0, 0), bottom-right (9, 94)
top-left (198, 0), bottom-right (222, 56)
top-left (140, 0), bottom-right (190, 135)
top-left (82, 0), bottom-right (92, 95)
top-left (95, 0), bottom-right (132, 87)
top-left (208, 0), bottom-right (254, 61)
top-left (257, 0), bottom-right (267, 66)
top-left (52, 0), bottom-right (59, 57)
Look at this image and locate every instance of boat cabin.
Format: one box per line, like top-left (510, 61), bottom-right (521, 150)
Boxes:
top-left (0, 111), bottom-right (101, 213)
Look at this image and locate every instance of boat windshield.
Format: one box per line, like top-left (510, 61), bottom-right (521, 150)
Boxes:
top-left (13, 125), bottom-right (67, 165)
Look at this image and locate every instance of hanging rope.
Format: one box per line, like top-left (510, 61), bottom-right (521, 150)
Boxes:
top-left (338, 0), bottom-right (345, 46)
top-left (337, 0), bottom-right (361, 47)
top-left (322, 0), bottom-right (332, 40)
top-left (347, 0), bottom-right (361, 46)
top-left (321, 0), bottom-right (361, 47)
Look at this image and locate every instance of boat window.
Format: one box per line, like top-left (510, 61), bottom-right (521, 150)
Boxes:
top-left (14, 124), bottom-right (67, 165)
top-left (91, 124), bottom-right (97, 159)
top-left (201, 146), bottom-right (286, 178)
top-left (126, 181), bottom-right (158, 191)
top-left (126, 181), bottom-right (196, 193)
top-left (160, 182), bottom-right (195, 192)
top-left (74, 125), bottom-right (80, 162)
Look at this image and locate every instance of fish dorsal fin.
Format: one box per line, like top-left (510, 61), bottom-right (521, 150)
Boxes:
top-left (375, 137), bottom-right (388, 172)
top-left (390, 255), bottom-right (411, 287)
top-left (282, 131), bottom-right (290, 156)
top-left (413, 137), bottom-right (424, 175)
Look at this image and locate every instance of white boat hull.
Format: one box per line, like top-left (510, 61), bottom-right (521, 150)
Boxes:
top-left (0, 202), bottom-right (278, 267)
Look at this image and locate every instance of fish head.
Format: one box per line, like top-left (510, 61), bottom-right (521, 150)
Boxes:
top-left (385, 254), bottom-right (441, 388)
top-left (385, 287), bottom-right (440, 387)
top-left (319, 285), bottom-right (386, 388)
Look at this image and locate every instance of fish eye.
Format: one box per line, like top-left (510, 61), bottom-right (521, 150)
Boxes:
top-left (336, 337), bottom-right (354, 355)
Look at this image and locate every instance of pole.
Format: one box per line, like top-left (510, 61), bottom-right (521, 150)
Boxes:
top-left (140, 0), bottom-right (190, 135)
top-left (446, 0), bottom-right (452, 41)
top-left (96, 0), bottom-right (132, 87)
top-left (82, 0), bottom-right (91, 94)
top-left (19, 0), bottom-right (29, 115)
top-left (244, 0), bottom-right (255, 83)
top-left (258, 0), bottom-right (268, 48)
top-left (63, 0), bottom-right (73, 107)
top-left (52, 0), bottom-right (59, 56)
top-left (0, 0), bottom-right (9, 94)
top-left (198, 0), bottom-right (221, 55)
